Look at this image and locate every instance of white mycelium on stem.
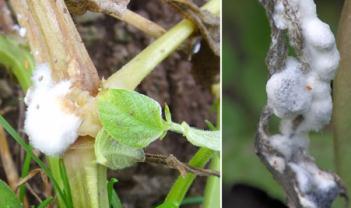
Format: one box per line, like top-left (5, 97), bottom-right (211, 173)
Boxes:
top-left (265, 0), bottom-right (340, 207)
top-left (24, 64), bottom-right (82, 156)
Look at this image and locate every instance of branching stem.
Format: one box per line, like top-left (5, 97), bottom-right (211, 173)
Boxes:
top-left (103, 0), bottom-right (220, 90)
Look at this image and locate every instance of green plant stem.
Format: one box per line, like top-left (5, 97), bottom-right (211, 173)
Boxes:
top-left (104, 0), bottom-right (220, 90)
top-left (203, 88), bottom-right (220, 208)
top-left (202, 154), bottom-right (220, 208)
top-left (47, 157), bottom-right (66, 208)
top-left (169, 122), bottom-right (184, 134)
top-left (333, 0), bottom-right (351, 197)
top-left (63, 137), bottom-right (108, 208)
top-left (156, 148), bottom-right (214, 208)
top-left (180, 196), bottom-right (203, 206)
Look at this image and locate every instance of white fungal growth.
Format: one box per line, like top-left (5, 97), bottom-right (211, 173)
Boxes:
top-left (267, 155), bottom-right (286, 173)
top-left (266, 0), bottom-right (338, 132)
top-left (289, 161), bottom-right (337, 193)
top-left (302, 19), bottom-right (335, 50)
top-left (266, 57), bottom-right (312, 118)
top-left (269, 133), bottom-right (309, 160)
top-left (273, 1), bottom-right (288, 30)
top-left (24, 64), bottom-right (82, 156)
top-left (266, 0), bottom-right (341, 205)
top-left (12, 25), bottom-right (27, 37)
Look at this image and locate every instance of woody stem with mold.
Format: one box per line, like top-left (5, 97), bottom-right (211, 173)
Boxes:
top-left (9, 0), bottom-right (105, 207)
top-left (10, 0), bottom-right (219, 207)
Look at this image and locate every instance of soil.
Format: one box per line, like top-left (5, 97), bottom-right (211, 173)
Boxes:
top-left (0, 0), bottom-right (217, 207)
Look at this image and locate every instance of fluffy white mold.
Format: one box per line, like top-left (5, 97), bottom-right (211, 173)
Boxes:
top-left (24, 64), bottom-right (82, 156)
top-left (269, 133), bottom-right (309, 160)
top-left (297, 94), bottom-right (332, 132)
top-left (266, 57), bottom-right (312, 118)
top-left (264, 0), bottom-right (341, 207)
top-left (273, 1), bottom-right (288, 30)
top-left (302, 19), bottom-right (335, 50)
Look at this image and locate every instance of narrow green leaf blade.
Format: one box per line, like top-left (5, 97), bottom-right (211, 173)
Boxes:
top-left (95, 129), bottom-right (145, 170)
top-left (97, 89), bottom-right (166, 148)
top-left (0, 180), bottom-right (22, 208)
top-left (107, 178), bottom-right (123, 208)
top-left (0, 115), bottom-right (68, 207)
top-left (37, 197), bottom-right (53, 208)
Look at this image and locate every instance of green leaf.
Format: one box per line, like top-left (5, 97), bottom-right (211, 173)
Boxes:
top-left (95, 129), bottom-right (145, 170)
top-left (97, 89), bottom-right (167, 148)
top-left (107, 178), bottom-right (123, 208)
top-left (0, 35), bottom-right (33, 90)
top-left (0, 180), bottom-right (22, 208)
top-left (170, 122), bottom-right (220, 151)
top-left (37, 197), bottom-right (53, 208)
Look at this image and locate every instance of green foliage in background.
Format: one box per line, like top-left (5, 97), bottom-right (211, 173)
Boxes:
top-left (0, 180), bottom-right (22, 208)
top-left (222, 0), bottom-right (342, 200)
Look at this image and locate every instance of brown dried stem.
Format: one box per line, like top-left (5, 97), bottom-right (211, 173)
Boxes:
top-left (65, 0), bottom-right (166, 38)
top-left (0, 126), bottom-right (20, 190)
top-left (15, 168), bottom-right (41, 188)
top-left (106, 9), bottom-right (166, 38)
top-left (145, 153), bottom-right (220, 177)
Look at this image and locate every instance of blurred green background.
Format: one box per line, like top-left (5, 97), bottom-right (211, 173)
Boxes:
top-left (222, 0), bottom-right (344, 203)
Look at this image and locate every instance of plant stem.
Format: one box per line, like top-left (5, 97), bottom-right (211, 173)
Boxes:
top-left (203, 154), bottom-right (220, 208)
top-left (10, 1), bottom-right (105, 207)
top-left (107, 9), bottom-right (166, 38)
top-left (47, 157), bottom-right (67, 208)
top-left (103, 0), bottom-right (220, 90)
top-left (10, 0), bottom-right (100, 93)
top-left (333, 0), bottom-right (351, 197)
top-left (0, 127), bottom-right (19, 190)
top-left (156, 148), bottom-right (214, 208)
top-left (169, 122), bottom-right (184, 134)
top-left (63, 137), bottom-right (108, 208)
top-left (203, 84), bottom-right (220, 208)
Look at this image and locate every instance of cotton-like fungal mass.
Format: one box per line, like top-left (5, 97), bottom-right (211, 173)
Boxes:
top-left (267, 0), bottom-right (338, 131)
top-left (265, 0), bottom-right (340, 206)
top-left (272, 1), bottom-right (288, 30)
top-left (266, 57), bottom-right (312, 118)
top-left (24, 64), bottom-right (82, 156)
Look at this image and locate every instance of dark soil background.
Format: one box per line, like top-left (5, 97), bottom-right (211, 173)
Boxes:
top-left (0, 0), bottom-right (218, 207)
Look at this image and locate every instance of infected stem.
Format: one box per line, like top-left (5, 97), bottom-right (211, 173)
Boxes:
top-left (9, 1), bottom-right (106, 207)
top-left (10, 0), bottom-right (100, 93)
